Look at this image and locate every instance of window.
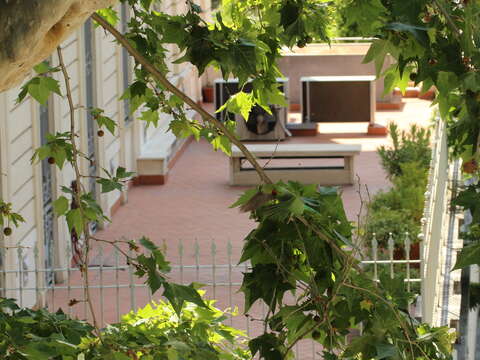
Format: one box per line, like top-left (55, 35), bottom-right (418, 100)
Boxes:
top-left (39, 101), bottom-right (56, 284)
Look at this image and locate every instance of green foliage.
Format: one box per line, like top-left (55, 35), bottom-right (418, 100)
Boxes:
top-left (64, 192), bottom-right (109, 235)
top-left (0, 298), bottom-right (94, 359)
top-left (373, 162), bottom-right (428, 219)
top-left (96, 167), bottom-right (135, 193)
top-left (452, 185), bottom-right (480, 269)
top-left (0, 200), bottom-right (25, 235)
top-left (378, 123), bottom-right (432, 179)
top-left (91, 108), bottom-right (117, 135)
top-left (453, 240), bottom-right (480, 270)
top-left (367, 122), bottom-right (431, 247)
top-left (86, 296), bottom-right (250, 360)
top-left (343, 0), bottom-right (480, 273)
top-left (365, 161), bottom-right (428, 247)
top-left (365, 207), bottom-right (420, 248)
top-left (233, 181), bottom-right (452, 359)
top-left (103, 0), bottom-right (333, 156)
top-left (12, 0), bottom-right (470, 358)
top-left (469, 283), bottom-right (480, 310)
top-left (17, 62), bottom-right (62, 105)
top-left (335, 0), bottom-right (387, 37)
top-left (0, 295), bottom-right (249, 360)
top-left (96, 7), bottom-right (119, 26)
top-left (31, 132), bottom-right (74, 169)
top-left (454, 184), bottom-right (480, 224)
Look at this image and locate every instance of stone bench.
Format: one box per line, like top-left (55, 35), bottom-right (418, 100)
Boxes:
top-left (230, 143), bottom-right (361, 186)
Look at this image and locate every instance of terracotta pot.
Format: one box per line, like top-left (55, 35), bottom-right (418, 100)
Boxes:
top-left (202, 86), bottom-right (214, 103)
top-left (393, 242), bottom-right (420, 268)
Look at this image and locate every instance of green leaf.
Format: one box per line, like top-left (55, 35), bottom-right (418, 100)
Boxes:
top-left (169, 119), bottom-right (198, 139)
top-left (289, 197), bottom-right (304, 216)
top-left (241, 263), bottom-right (295, 312)
top-left (140, 110), bottom-right (159, 127)
top-left (360, 299), bottom-right (373, 312)
top-left (363, 39), bottom-right (389, 77)
top-left (95, 114), bottom-right (117, 135)
top-left (375, 343), bottom-right (398, 359)
top-left (167, 94), bottom-right (184, 107)
top-left (26, 78), bottom-right (49, 105)
top-left (453, 242), bottom-right (480, 270)
top-left (163, 283), bottom-right (208, 315)
top-left (220, 91), bottom-right (254, 121)
top-left (33, 62), bottom-right (51, 75)
top-left (66, 208), bottom-right (84, 235)
top-left (53, 196), bottom-right (69, 216)
top-left (19, 76), bottom-right (62, 105)
top-left (463, 72), bottom-right (480, 92)
top-left (0, 297), bottom-right (20, 310)
top-left (113, 353), bottom-right (130, 360)
top-left (134, 237), bottom-right (171, 293)
top-left (249, 333), bottom-right (284, 360)
top-left (211, 135), bottom-right (231, 155)
top-left (230, 188), bottom-right (260, 208)
top-left (97, 178), bottom-right (123, 193)
top-left (41, 77), bottom-right (62, 99)
top-left (51, 147), bottom-right (67, 169)
top-left (139, 237), bottom-right (170, 273)
top-left (437, 71), bottom-right (459, 94)
top-left (96, 8), bottom-right (119, 26)
top-left (116, 167), bottom-right (134, 179)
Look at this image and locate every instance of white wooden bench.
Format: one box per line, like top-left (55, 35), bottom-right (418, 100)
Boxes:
top-left (230, 143), bottom-right (361, 186)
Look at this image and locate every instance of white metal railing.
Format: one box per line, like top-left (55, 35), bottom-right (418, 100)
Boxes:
top-left (0, 236), bottom-right (423, 314)
top-left (419, 118), bottom-right (457, 325)
top-left (0, 233), bottom-right (422, 360)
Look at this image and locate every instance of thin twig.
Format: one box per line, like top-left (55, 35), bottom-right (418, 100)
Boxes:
top-left (262, 140), bottom-right (280, 170)
top-left (56, 46), bottom-right (101, 335)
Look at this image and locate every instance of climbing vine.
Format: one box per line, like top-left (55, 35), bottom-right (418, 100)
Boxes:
top-left (2, 0), bottom-right (478, 359)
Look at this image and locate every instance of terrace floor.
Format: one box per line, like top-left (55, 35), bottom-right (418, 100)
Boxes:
top-left (101, 97), bottom-right (434, 263)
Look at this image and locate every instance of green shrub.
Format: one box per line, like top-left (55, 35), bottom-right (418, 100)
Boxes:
top-left (364, 162), bottom-right (428, 248)
top-left (364, 207), bottom-right (420, 248)
top-left (378, 123), bottom-right (431, 178)
top-left (0, 294), bottom-right (249, 360)
top-left (87, 295), bottom-right (250, 360)
top-left (0, 298), bottom-right (94, 359)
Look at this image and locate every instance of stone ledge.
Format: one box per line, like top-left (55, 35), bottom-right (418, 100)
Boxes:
top-left (136, 111), bottom-right (195, 185)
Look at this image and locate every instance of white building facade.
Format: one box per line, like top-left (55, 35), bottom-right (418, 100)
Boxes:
top-left (0, 1), bottom-right (209, 307)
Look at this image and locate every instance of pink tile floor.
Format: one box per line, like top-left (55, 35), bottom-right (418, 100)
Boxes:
top-left (47, 97), bottom-right (434, 358)
top-left (101, 98), bottom-right (433, 259)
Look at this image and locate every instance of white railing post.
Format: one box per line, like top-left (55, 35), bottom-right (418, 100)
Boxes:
top-left (372, 233), bottom-right (378, 282)
top-left (405, 232), bottom-right (411, 293)
top-left (421, 119), bottom-right (450, 325)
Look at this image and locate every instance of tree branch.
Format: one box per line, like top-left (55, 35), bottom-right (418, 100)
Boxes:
top-left (91, 12), bottom-right (273, 185)
top-left (56, 46), bottom-right (101, 335)
top-left (432, 0), bottom-right (461, 39)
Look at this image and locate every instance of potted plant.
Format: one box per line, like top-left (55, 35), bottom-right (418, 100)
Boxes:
top-left (202, 70), bottom-right (214, 103)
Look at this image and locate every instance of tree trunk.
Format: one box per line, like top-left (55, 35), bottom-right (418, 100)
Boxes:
top-left (0, 0), bottom-right (117, 92)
